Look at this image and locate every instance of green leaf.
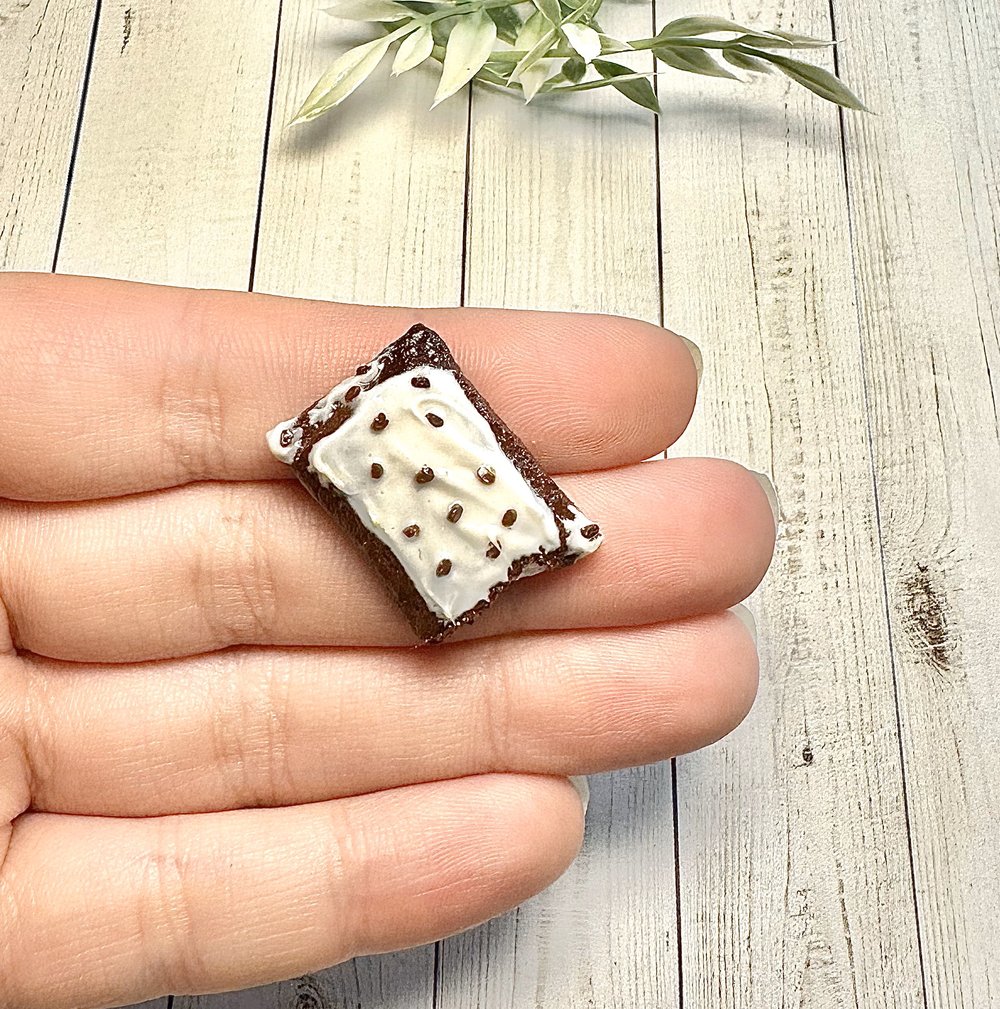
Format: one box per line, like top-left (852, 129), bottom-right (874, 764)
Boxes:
top-left (432, 8), bottom-right (498, 106)
top-left (533, 0), bottom-right (562, 28)
top-left (290, 34), bottom-right (397, 123)
top-left (597, 33), bottom-right (631, 54)
top-left (563, 0), bottom-right (600, 22)
top-left (723, 48), bottom-right (771, 74)
top-left (592, 58), bottom-right (660, 112)
top-left (562, 55), bottom-right (586, 81)
top-left (322, 0), bottom-right (413, 20)
top-left (644, 36), bottom-right (724, 48)
top-left (511, 19), bottom-right (557, 82)
top-left (514, 10), bottom-right (554, 101)
top-left (733, 33), bottom-right (831, 50)
top-left (655, 18), bottom-right (830, 48)
top-left (392, 24), bottom-right (433, 74)
top-left (514, 10), bottom-right (549, 50)
top-left (750, 50), bottom-right (868, 109)
top-left (551, 67), bottom-right (658, 93)
top-left (430, 16), bottom-right (454, 44)
top-left (654, 45), bottom-right (739, 79)
top-left (475, 65), bottom-right (514, 87)
top-left (487, 4), bottom-right (522, 42)
top-left (562, 22), bottom-right (601, 62)
top-left (766, 28), bottom-right (831, 46)
top-left (658, 15), bottom-right (752, 38)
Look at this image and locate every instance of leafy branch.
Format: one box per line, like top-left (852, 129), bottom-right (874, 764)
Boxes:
top-left (290, 3), bottom-right (867, 124)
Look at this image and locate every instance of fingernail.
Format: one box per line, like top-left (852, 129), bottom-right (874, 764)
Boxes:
top-left (751, 469), bottom-right (779, 531)
top-left (569, 775), bottom-right (590, 816)
top-left (679, 335), bottom-right (703, 387)
top-left (729, 603), bottom-right (757, 645)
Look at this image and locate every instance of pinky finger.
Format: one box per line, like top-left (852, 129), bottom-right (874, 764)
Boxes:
top-left (1, 774), bottom-right (583, 1009)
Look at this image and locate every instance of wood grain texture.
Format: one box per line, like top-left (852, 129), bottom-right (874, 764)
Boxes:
top-left (462, 8), bottom-right (660, 317)
top-left (834, 0), bottom-right (1000, 1004)
top-left (176, 950), bottom-right (435, 1009)
top-left (0, 0), bottom-right (96, 271)
top-left (658, 1), bottom-right (924, 1005)
top-left (437, 768), bottom-right (677, 1009)
top-left (437, 4), bottom-right (678, 1007)
top-left (55, 0), bottom-right (281, 287)
top-left (251, 0), bottom-right (468, 306)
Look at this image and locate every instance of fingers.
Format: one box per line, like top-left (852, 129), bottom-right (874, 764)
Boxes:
top-left (0, 273), bottom-right (697, 501)
top-left (14, 613), bottom-right (757, 818)
top-left (1, 774), bottom-right (583, 1008)
top-left (1, 458), bottom-right (775, 661)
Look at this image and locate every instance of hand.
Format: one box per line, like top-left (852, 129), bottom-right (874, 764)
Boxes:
top-left (0, 273), bottom-right (775, 1008)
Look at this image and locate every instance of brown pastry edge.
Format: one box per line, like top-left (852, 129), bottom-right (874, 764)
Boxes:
top-left (282, 324), bottom-right (599, 644)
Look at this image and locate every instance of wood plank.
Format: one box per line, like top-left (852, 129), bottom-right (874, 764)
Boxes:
top-left (834, 0), bottom-right (1000, 1003)
top-left (0, 0), bottom-right (97, 271)
top-left (250, 0), bottom-right (468, 306)
top-left (55, 0), bottom-right (281, 288)
top-left (460, 24), bottom-right (660, 317)
top-left (173, 1), bottom-right (468, 1005)
top-left (178, 950), bottom-right (435, 1009)
top-left (437, 4), bottom-right (679, 1007)
top-left (437, 768), bottom-right (677, 1009)
top-left (657, 1), bottom-right (925, 1004)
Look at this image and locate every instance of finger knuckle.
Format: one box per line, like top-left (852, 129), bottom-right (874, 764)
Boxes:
top-left (189, 488), bottom-right (279, 649)
top-left (9, 662), bottom-right (53, 816)
top-left (206, 652), bottom-right (295, 809)
top-left (157, 319), bottom-right (227, 484)
top-left (479, 651), bottom-right (521, 770)
top-left (136, 819), bottom-right (207, 994)
top-left (318, 801), bottom-right (368, 961)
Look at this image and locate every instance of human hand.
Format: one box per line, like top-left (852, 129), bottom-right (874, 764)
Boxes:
top-left (0, 273), bottom-right (775, 1008)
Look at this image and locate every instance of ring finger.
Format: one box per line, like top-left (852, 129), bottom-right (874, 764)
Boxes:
top-left (12, 611), bottom-right (758, 818)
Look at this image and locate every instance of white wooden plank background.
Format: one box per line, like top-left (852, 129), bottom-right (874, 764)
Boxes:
top-left (2, 0), bottom-right (998, 1006)
top-left (660, 0), bottom-right (923, 1002)
top-left (836, 0), bottom-right (1000, 1004)
top-left (252, 0), bottom-right (468, 306)
top-left (0, 0), bottom-right (96, 270)
top-left (56, 0), bottom-right (282, 287)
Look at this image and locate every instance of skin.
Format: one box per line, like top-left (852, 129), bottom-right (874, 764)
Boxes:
top-left (0, 273), bottom-right (775, 1008)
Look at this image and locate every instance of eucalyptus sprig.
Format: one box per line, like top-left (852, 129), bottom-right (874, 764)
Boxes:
top-left (290, 2), bottom-right (866, 124)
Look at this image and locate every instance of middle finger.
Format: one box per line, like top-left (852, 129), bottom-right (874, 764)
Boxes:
top-left (0, 459), bottom-right (776, 661)
top-left (13, 611), bottom-right (758, 818)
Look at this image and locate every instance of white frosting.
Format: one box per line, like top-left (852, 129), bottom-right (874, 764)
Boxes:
top-left (265, 359), bottom-right (383, 465)
top-left (564, 504), bottom-right (601, 555)
top-left (267, 362), bottom-right (603, 624)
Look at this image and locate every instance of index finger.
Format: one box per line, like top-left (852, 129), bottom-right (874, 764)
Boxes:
top-left (0, 273), bottom-right (698, 501)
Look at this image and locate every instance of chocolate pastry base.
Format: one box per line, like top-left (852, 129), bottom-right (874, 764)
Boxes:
top-left (267, 325), bottom-right (602, 644)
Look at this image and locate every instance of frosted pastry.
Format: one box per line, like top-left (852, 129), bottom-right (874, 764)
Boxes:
top-left (266, 324), bottom-right (603, 643)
